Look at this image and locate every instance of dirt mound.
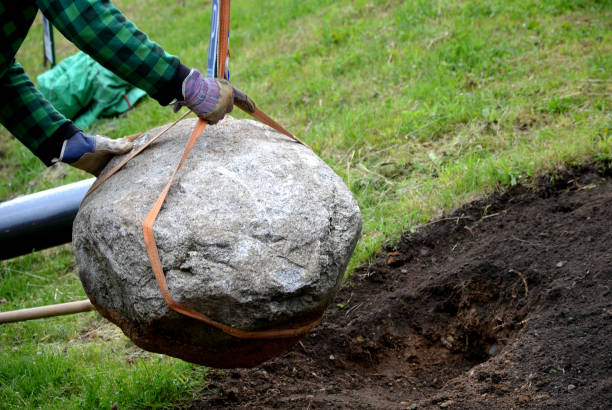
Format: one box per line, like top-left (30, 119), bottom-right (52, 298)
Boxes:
top-left (188, 165), bottom-right (612, 409)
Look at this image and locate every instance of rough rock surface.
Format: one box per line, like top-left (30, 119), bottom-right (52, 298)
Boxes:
top-left (73, 117), bottom-right (361, 368)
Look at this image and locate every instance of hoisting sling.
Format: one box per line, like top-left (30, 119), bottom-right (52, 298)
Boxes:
top-left (85, 0), bottom-right (321, 339)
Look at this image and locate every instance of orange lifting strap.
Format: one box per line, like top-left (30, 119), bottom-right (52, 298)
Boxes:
top-left (85, 0), bottom-right (321, 339)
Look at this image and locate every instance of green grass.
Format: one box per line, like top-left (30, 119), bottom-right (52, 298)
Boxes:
top-left (2, 342), bottom-right (206, 408)
top-left (1, 0), bottom-right (611, 407)
top-left (0, 247), bottom-right (208, 408)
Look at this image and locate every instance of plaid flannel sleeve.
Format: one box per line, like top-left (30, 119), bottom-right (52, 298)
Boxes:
top-left (0, 62), bottom-right (79, 164)
top-left (0, 3), bottom-right (76, 165)
top-left (37, 0), bottom-right (189, 105)
top-left (0, 0), bottom-right (190, 165)
top-left (0, 3), bottom-right (38, 79)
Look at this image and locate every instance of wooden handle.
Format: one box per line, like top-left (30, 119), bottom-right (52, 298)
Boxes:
top-left (0, 299), bottom-right (95, 324)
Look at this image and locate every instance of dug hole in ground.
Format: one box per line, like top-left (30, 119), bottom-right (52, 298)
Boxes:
top-left (188, 164), bottom-right (611, 409)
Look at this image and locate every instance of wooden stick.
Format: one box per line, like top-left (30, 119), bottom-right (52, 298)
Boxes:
top-left (0, 300), bottom-right (94, 324)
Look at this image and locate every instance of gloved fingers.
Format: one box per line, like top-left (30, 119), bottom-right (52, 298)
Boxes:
top-left (232, 86), bottom-right (256, 113)
top-left (94, 135), bottom-right (134, 155)
top-left (124, 132), bottom-right (144, 142)
top-left (59, 131), bottom-right (132, 176)
top-left (197, 78), bottom-right (234, 124)
top-left (69, 136), bottom-right (133, 176)
top-left (215, 78), bottom-right (234, 115)
top-left (174, 69), bottom-right (234, 124)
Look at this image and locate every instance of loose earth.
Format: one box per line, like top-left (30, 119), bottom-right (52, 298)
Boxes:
top-left (188, 165), bottom-right (611, 409)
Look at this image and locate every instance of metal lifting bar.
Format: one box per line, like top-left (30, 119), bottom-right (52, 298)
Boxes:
top-left (0, 178), bottom-right (94, 260)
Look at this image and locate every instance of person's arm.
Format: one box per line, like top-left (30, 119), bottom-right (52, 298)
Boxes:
top-left (0, 62), bottom-right (79, 165)
top-left (36, 0), bottom-right (189, 106)
top-left (0, 62), bottom-right (133, 174)
top-left (1, 1), bottom-right (232, 174)
top-left (36, 0), bottom-right (234, 122)
top-left (0, 2), bottom-right (134, 173)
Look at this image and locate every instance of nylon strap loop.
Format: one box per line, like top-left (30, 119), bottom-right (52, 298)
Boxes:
top-left (83, 2), bottom-right (321, 340)
top-left (218, 0), bottom-right (230, 80)
top-left (141, 118), bottom-right (321, 339)
top-left (84, 110), bottom-right (192, 199)
top-left (85, 114), bottom-right (321, 339)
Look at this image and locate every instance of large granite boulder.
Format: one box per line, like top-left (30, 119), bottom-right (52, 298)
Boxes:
top-left (73, 117), bottom-right (361, 368)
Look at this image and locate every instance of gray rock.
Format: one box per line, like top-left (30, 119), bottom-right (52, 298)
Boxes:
top-left (73, 117), bottom-right (361, 368)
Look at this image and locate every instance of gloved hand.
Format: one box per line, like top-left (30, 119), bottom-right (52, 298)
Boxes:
top-left (231, 86), bottom-right (256, 113)
top-left (58, 131), bottom-right (133, 176)
top-left (173, 68), bottom-right (234, 124)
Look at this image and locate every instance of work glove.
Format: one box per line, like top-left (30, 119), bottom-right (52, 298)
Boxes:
top-left (58, 131), bottom-right (133, 176)
top-left (173, 68), bottom-right (234, 124)
top-left (232, 86), bottom-right (256, 113)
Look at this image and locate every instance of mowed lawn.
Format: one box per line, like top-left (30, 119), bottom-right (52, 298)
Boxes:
top-left (1, 0), bottom-right (610, 407)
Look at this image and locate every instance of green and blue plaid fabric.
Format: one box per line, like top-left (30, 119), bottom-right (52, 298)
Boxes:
top-left (0, 62), bottom-right (77, 161)
top-left (0, 1), bottom-right (189, 165)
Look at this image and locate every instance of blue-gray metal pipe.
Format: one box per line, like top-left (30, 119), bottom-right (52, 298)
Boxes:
top-left (0, 178), bottom-right (94, 260)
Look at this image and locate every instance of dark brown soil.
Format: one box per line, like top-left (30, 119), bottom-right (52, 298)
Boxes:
top-left (188, 165), bottom-right (612, 409)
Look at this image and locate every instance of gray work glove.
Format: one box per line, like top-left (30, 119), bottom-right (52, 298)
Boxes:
top-left (58, 131), bottom-right (133, 176)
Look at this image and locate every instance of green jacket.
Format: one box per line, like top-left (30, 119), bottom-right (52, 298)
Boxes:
top-left (0, 0), bottom-right (189, 165)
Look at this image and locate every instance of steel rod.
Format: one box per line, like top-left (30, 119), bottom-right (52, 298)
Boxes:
top-left (0, 299), bottom-right (95, 324)
top-left (0, 178), bottom-right (94, 260)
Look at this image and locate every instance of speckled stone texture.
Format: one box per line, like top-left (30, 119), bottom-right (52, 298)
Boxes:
top-left (73, 117), bottom-right (361, 368)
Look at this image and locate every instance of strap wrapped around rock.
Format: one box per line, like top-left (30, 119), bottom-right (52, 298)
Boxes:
top-left (85, 114), bottom-right (322, 339)
top-left (84, 0), bottom-right (321, 339)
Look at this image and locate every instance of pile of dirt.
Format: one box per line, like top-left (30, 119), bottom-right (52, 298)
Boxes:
top-left (188, 165), bottom-right (611, 409)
